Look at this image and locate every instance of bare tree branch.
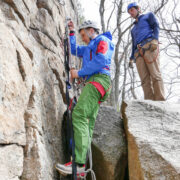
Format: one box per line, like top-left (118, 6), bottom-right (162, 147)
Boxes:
top-left (99, 0), bottom-right (106, 32)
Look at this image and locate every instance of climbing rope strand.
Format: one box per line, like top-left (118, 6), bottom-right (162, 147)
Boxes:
top-left (80, 124), bottom-right (96, 180)
top-left (76, 123), bottom-right (96, 180)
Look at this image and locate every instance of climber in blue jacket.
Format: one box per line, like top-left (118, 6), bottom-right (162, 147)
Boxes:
top-left (69, 21), bottom-right (114, 80)
top-left (130, 10), bottom-right (160, 60)
top-left (128, 2), bottom-right (165, 101)
top-left (56, 20), bottom-right (114, 176)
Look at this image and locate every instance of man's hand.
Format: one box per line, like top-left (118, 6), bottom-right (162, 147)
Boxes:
top-left (70, 69), bottom-right (79, 82)
top-left (68, 21), bottom-right (75, 31)
top-left (129, 59), bottom-right (134, 69)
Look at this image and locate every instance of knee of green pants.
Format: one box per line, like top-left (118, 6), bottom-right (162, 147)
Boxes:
top-left (74, 133), bottom-right (89, 164)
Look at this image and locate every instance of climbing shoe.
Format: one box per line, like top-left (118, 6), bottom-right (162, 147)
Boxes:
top-left (55, 161), bottom-right (85, 177)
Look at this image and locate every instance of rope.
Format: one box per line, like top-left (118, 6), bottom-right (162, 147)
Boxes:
top-left (77, 122), bottom-right (96, 180)
top-left (77, 140), bottom-right (96, 180)
top-left (84, 146), bottom-right (96, 180)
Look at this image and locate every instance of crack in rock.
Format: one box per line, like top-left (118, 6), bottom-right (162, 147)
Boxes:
top-left (16, 50), bottom-right (26, 81)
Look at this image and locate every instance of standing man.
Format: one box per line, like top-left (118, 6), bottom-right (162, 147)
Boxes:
top-left (56, 20), bottom-right (114, 176)
top-left (128, 2), bottom-right (165, 101)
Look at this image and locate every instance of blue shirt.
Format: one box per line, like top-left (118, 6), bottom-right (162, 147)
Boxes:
top-left (69, 32), bottom-right (114, 80)
top-left (130, 12), bottom-right (159, 60)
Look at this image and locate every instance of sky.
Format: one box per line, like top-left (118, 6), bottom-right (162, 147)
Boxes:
top-left (79, 0), bottom-right (100, 24)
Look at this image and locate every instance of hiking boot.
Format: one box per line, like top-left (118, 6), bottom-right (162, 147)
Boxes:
top-left (55, 162), bottom-right (85, 177)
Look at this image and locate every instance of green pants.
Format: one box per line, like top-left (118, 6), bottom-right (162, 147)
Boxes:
top-left (72, 74), bottom-right (111, 164)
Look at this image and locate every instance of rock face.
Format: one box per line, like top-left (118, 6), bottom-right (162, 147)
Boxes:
top-left (1, 0), bottom-right (179, 180)
top-left (92, 106), bottom-right (127, 180)
top-left (0, 0), bottom-right (78, 179)
top-left (122, 100), bottom-right (180, 180)
top-left (0, 144), bottom-right (23, 180)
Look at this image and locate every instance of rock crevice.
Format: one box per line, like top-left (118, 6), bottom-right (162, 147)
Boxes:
top-left (122, 100), bottom-right (180, 180)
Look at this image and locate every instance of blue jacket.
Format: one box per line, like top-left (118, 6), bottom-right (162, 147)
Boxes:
top-left (130, 12), bottom-right (159, 60)
top-left (69, 32), bottom-right (114, 80)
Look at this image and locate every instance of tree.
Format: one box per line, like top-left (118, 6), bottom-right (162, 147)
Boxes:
top-left (99, 0), bottom-right (133, 108)
top-left (156, 0), bottom-right (180, 100)
top-left (98, 0), bottom-right (179, 108)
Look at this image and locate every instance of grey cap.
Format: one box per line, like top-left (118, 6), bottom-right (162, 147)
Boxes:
top-left (78, 20), bottom-right (100, 32)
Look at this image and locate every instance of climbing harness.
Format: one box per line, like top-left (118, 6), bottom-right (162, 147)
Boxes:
top-left (136, 41), bottom-right (160, 64)
top-left (88, 81), bottom-right (110, 104)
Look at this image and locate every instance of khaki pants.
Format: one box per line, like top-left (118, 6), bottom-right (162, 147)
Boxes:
top-left (135, 40), bottom-right (165, 101)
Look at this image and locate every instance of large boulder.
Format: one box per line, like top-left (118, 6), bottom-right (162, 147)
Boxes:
top-left (92, 106), bottom-right (128, 180)
top-left (122, 100), bottom-right (180, 180)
